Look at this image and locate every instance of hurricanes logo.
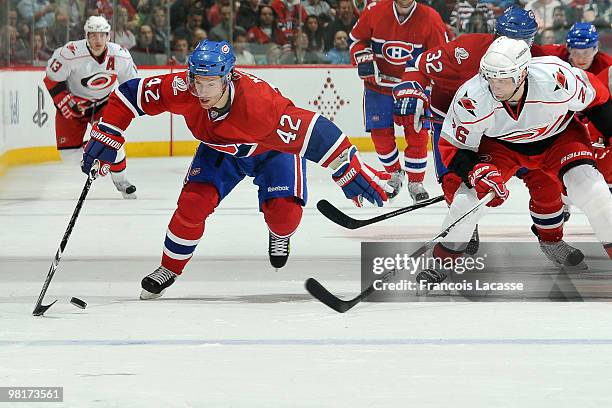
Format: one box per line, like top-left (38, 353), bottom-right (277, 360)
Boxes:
top-left (66, 42), bottom-right (77, 55)
top-left (81, 72), bottom-right (118, 90)
top-left (458, 92), bottom-right (477, 116)
top-left (553, 68), bottom-right (568, 91)
top-left (381, 41), bottom-right (420, 65)
top-left (454, 47), bottom-right (469, 64)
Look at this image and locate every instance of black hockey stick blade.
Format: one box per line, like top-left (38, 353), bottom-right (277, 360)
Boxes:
top-left (317, 195), bottom-right (445, 230)
top-left (305, 278), bottom-right (360, 313)
top-left (32, 300), bottom-right (58, 316)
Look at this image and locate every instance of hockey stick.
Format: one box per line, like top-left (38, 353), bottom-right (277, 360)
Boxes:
top-left (305, 191), bottom-right (495, 313)
top-left (317, 194), bottom-right (445, 229)
top-left (32, 162), bottom-right (99, 316)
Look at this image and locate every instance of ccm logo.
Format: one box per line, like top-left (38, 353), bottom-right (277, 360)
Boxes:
top-left (560, 150), bottom-right (593, 164)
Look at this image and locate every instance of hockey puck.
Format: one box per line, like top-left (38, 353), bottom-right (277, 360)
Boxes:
top-left (70, 297), bottom-right (87, 309)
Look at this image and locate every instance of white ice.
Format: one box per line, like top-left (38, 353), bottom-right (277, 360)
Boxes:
top-left (1, 153), bottom-right (612, 408)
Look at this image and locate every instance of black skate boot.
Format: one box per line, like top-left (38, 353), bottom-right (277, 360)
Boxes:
top-left (269, 232), bottom-right (290, 270)
top-left (408, 182), bottom-right (430, 204)
top-left (140, 266), bottom-right (177, 300)
top-left (111, 170), bottom-right (137, 199)
top-left (464, 225), bottom-right (480, 255)
top-left (415, 268), bottom-right (447, 296)
top-left (531, 225), bottom-right (587, 269)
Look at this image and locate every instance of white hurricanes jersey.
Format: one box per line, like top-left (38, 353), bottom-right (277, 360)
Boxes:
top-left (441, 56), bottom-right (597, 151)
top-left (46, 39), bottom-right (138, 103)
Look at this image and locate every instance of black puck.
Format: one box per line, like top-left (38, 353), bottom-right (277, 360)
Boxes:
top-left (70, 297), bottom-right (87, 309)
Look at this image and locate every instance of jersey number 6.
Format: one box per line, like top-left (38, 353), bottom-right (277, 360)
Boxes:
top-left (277, 114), bottom-right (302, 144)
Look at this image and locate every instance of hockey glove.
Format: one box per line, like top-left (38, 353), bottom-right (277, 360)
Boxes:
top-left (392, 81), bottom-right (429, 131)
top-left (354, 49), bottom-right (378, 86)
top-left (81, 122), bottom-right (124, 177)
top-left (56, 93), bottom-right (87, 119)
top-left (331, 146), bottom-right (392, 207)
top-left (468, 163), bottom-right (508, 207)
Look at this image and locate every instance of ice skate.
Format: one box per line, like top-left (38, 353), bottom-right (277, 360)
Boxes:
top-left (140, 266), bottom-right (178, 300)
top-left (539, 240), bottom-right (587, 270)
top-left (111, 170), bottom-right (137, 199)
top-left (386, 170), bottom-right (405, 200)
top-left (465, 225), bottom-right (480, 255)
top-left (269, 232), bottom-right (290, 270)
top-left (407, 182), bottom-right (430, 204)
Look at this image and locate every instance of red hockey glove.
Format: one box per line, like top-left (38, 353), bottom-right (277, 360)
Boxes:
top-left (468, 163), bottom-right (508, 207)
top-left (354, 49), bottom-right (378, 86)
top-left (56, 93), bottom-right (88, 119)
top-left (82, 122), bottom-right (124, 177)
top-left (331, 146), bottom-right (392, 207)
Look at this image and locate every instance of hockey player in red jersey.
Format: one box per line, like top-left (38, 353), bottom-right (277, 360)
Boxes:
top-left (394, 7), bottom-right (588, 268)
top-left (44, 16), bottom-right (138, 199)
top-left (540, 23), bottom-right (612, 195)
top-left (80, 40), bottom-right (392, 299)
top-left (416, 37), bottom-right (612, 287)
top-left (349, 0), bottom-right (447, 203)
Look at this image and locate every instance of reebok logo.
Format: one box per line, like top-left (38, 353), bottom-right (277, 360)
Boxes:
top-left (268, 185), bottom-right (290, 192)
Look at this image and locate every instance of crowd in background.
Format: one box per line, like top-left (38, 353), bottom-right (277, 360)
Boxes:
top-left (1, 0), bottom-right (611, 66)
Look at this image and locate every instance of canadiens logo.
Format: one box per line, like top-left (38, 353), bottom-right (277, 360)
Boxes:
top-left (221, 44), bottom-right (230, 54)
top-left (172, 76), bottom-right (188, 95)
top-left (81, 72), bottom-right (118, 90)
top-left (381, 41), bottom-right (421, 65)
top-left (190, 167), bottom-right (201, 177)
top-left (458, 92), bottom-right (477, 116)
top-left (553, 68), bottom-right (568, 91)
top-left (454, 47), bottom-right (469, 65)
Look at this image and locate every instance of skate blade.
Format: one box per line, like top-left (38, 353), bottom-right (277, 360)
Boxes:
top-left (121, 191), bottom-right (137, 199)
top-left (140, 288), bottom-right (166, 300)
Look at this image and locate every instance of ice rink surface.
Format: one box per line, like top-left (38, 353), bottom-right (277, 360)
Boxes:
top-left (1, 153), bottom-right (612, 407)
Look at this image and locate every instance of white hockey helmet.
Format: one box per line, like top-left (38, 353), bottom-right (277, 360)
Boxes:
top-left (84, 15), bottom-right (111, 35)
top-left (480, 36), bottom-right (531, 84)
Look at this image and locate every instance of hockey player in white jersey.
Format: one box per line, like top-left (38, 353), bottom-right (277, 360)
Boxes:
top-left (418, 37), bottom-right (612, 286)
top-left (44, 16), bottom-right (138, 198)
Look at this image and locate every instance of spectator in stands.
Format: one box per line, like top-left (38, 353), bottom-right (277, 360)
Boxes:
top-left (525, 0), bottom-right (562, 30)
top-left (234, 33), bottom-right (257, 64)
top-left (538, 27), bottom-right (558, 44)
top-left (302, 0), bottom-right (334, 20)
top-left (171, 0), bottom-right (211, 33)
top-left (169, 37), bottom-right (190, 64)
top-left (113, 6), bottom-right (137, 50)
top-left (280, 30), bottom-right (328, 63)
top-left (423, 0), bottom-right (450, 23)
top-left (581, 6), bottom-right (611, 29)
top-left (0, 25), bottom-right (29, 65)
top-left (247, 5), bottom-right (288, 45)
top-left (17, 0), bottom-right (55, 30)
top-left (464, 10), bottom-right (490, 33)
top-left (237, 0), bottom-right (261, 31)
top-left (304, 15), bottom-right (325, 52)
top-left (550, 6), bottom-right (572, 40)
top-left (208, 0), bottom-right (231, 27)
top-left (190, 27), bottom-right (208, 48)
top-left (134, 24), bottom-right (164, 53)
top-left (210, 4), bottom-right (237, 42)
top-left (31, 31), bottom-right (52, 66)
top-left (450, 0), bottom-right (495, 33)
top-left (325, 29), bottom-right (350, 64)
top-left (46, 11), bottom-right (71, 50)
top-left (265, 43), bottom-right (283, 64)
top-left (174, 9), bottom-right (209, 46)
top-left (150, 6), bottom-right (170, 54)
top-left (271, 0), bottom-right (308, 41)
top-left (323, 0), bottom-right (356, 50)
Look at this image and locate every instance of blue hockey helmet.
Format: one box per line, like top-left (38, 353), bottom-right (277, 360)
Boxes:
top-left (567, 22), bottom-right (599, 49)
top-left (495, 7), bottom-right (538, 45)
top-left (188, 40), bottom-right (236, 78)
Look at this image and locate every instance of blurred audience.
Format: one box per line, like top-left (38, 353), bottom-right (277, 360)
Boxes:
top-left (325, 29), bottom-right (349, 64)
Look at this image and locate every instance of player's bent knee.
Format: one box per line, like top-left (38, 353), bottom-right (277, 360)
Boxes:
top-left (262, 197), bottom-right (303, 237)
top-left (176, 183), bottom-right (220, 225)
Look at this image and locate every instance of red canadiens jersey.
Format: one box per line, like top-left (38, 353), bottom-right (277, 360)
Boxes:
top-left (403, 33), bottom-right (548, 114)
top-left (101, 70), bottom-right (342, 160)
top-left (349, 0), bottom-right (447, 95)
top-left (539, 44), bottom-right (612, 76)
